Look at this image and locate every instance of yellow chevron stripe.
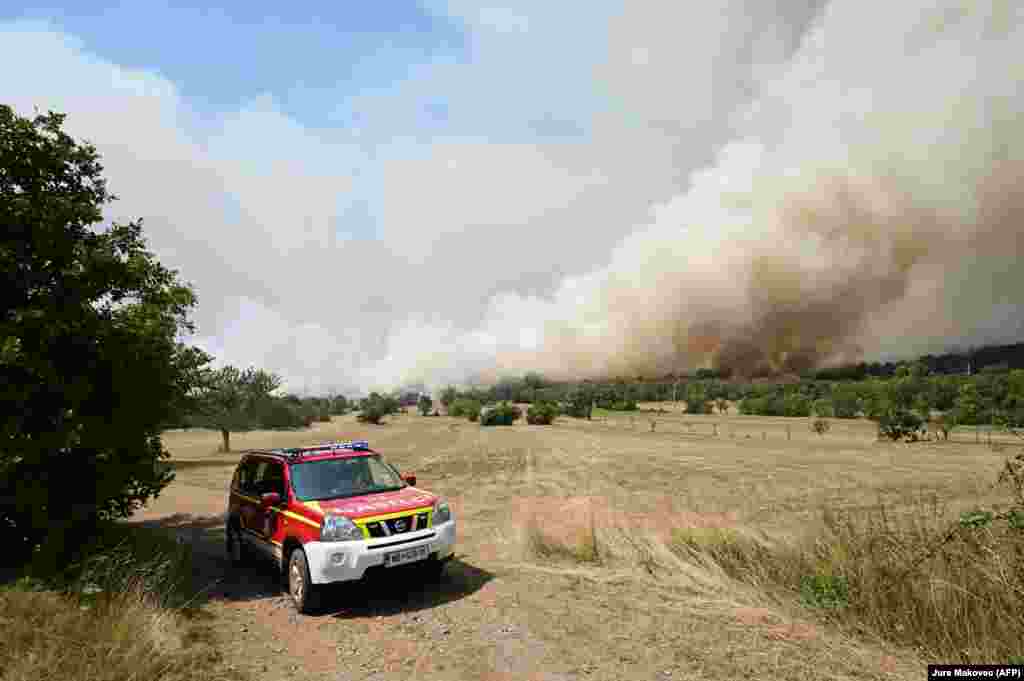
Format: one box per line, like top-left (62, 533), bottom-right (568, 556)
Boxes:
top-left (281, 510), bottom-right (320, 528)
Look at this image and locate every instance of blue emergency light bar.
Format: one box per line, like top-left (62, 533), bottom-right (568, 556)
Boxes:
top-left (274, 440), bottom-right (370, 458)
top-left (318, 440), bottom-right (370, 451)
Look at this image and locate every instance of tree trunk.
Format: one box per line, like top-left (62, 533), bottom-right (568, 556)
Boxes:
top-left (221, 429), bottom-right (231, 453)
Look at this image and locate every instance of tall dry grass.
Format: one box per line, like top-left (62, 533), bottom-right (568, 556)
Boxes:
top-left (678, 455), bottom-right (1024, 663)
top-left (1, 524), bottom-right (243, 681)
top-left (522, 455), bottom-right (1024, 664)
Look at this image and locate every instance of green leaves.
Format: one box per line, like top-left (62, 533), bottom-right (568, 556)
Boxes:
top-left (958, 510), bottom-right (995, 529)
top-left (1, 104), bottom-right (209, 561)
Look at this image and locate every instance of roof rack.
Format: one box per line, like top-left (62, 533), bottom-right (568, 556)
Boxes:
top-left (251, 440), bottom-right (372, 460)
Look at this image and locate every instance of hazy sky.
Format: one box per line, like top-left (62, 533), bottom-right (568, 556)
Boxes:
top-left (3, 1), bottom-right (1021, 395)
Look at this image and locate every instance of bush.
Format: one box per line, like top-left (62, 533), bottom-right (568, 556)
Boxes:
top-left (449, 398), bottom-right (482, 421)
top-left (561, 389), bottom-right (593, 419)
top-left (481, 402), bottom-right (522, 426)
top-left (417, 394), bottom-right (433, 416)
top-left (526, 401), bottom-right (559, 425)
top-left (878, 407), bottom-right (926, 441)
top-left (811, 418), bottom-right (831, 436)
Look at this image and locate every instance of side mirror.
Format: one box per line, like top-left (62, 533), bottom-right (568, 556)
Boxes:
top-left (260, 492), bottom-right (282, 508)
top-left (402, 474), bottom-right (417, 487)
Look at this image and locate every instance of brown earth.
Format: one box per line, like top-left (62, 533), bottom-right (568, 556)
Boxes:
top-left (133, 410), bottom-right (1013, 680)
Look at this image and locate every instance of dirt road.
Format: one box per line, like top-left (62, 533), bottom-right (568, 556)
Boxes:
top-left (129, 413), bottom-right (997, 680)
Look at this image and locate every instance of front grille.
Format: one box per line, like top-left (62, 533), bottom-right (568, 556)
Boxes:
top-left (361, 510), bottom-right (430, 538)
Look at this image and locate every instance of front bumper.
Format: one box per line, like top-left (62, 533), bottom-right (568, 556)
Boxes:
top-left (303, 519), bottom-right (456, 585)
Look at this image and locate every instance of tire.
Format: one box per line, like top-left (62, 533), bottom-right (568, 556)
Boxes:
top-left (287, 548), bottom-right (321, 615)
top-left (226, 522), bottom-right (248, 567)
top-left (420, 557), bottom-right (448, 582)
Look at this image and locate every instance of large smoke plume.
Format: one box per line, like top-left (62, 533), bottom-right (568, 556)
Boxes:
top-left (380, 0), bottom-right (1024, 388)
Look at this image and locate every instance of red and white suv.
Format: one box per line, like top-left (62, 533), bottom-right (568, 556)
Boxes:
top-left (225, 440), bottom-right (456, 613)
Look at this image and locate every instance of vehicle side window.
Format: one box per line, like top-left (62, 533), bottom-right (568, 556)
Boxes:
top-left (235, 459), bottom-right (259, 494)
top-left (367, 457), bottom-right (398, 486)
top-left (255, 461), bottom-right (286, 498)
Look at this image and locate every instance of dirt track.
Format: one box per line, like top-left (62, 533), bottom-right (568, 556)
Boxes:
top-left (130, 412), bottom-right (1007, 680)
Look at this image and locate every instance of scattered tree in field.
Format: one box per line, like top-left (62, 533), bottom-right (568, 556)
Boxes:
top-left (357, 392), bottom-right (399, 424)
top-left (562, 387), bottom-right (594, 419)
top-left (685, 383), bottom-right (711, 414)
top-left (0, 104), bottom-right (211, 565)
top-left (440, 385), bottom-right (458, 411)
top-left (417, 394), bottom-right (433, 416)
top-left (526, 401), bottom-right (559, 425)
top-left (481, 402), bottom-right (521, 426)
top-left (192, 366), bottom-right (284, 452)
top-left (328, 394), bottom-right (349, 415)
top-left (811, 418), bottom-right (831, 436)
top-left (449, 398), bottom-right (482, 422)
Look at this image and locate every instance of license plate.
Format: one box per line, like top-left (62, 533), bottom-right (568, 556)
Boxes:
top-left (384, 545), bottom-right (428, 567)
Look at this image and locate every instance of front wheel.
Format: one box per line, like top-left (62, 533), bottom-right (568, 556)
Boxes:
top-left (420, 557), bottom-right (449, 582)
top-left (287, 548), bottom-right (321, 614)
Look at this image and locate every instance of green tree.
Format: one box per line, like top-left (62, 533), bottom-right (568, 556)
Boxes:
top-left (830, 384), bottom-right (861, 418)
top-left (192, 366), bottom-right (284, 452)
top-left (782, 392), bottom-right (812, 417)
top-left (440, 385), bottom-right (458, 410)
top-left (685, 382), bottom-right (711, 414)
top-left (357, 392), bottom-right (399, 424)
top-left (0, 104), bottom-right (212, 565)
top-left (562, 387), bottom-right (594, 419)
top-left (417, 394), bottom-right (433, 416)
top-left (526, 401), bottom-right (559, 425)
top-left (328, 394), bottom-right (349, 415)
top-left (481, 402), bottom-right (521, 426)
top-left (812, 398), bottom-right (835, 418)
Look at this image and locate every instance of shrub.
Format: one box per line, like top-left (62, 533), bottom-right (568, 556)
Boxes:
top-left (878, 407), bottom-right (926, 441)
top-left (811, 418), bottom-right (831, 436)
top-left (417, 394), bottom-right (433, 416)
top-left (357, 395), bottom-right (393, 424)
top-left (481, 401), bottom-right (521, 426)
top-left (526, 401), bottom-right (559, 425)
top-left (449, 398), bottom-right (482, 421)
top-left (812, 398), bottom-right (835, 418)
top-left (561, 389), bottom-right (593, 419)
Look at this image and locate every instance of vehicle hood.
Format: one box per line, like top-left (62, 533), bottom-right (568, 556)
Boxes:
top-left (312, 487), bottom-right (437, 520)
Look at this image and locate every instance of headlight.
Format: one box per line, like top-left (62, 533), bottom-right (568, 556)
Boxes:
top-left (320, 513), bottom-right (363, 542)
top-left (433, 498), bottom-right (452, 525)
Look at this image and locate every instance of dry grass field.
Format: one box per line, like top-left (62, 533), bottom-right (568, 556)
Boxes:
top-left (128, 406), bottom-right (1023, 681)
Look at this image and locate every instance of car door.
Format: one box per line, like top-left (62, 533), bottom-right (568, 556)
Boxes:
top-left (252, 459), bottom-right (287, 562)
top-left (234, 457), bottom-right (262, 539)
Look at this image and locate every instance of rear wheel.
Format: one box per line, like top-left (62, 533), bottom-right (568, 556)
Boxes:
top-left (287, 548), bottom-right (321, 614)
top-left (226, 523), bottom-right (248, 567)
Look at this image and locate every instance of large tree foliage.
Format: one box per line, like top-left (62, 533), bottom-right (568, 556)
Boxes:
top-left (0, 105), bottom-right (210, 565)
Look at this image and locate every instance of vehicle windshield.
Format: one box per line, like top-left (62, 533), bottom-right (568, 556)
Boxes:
top-left (289, 455), bottom-right (405, 502)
